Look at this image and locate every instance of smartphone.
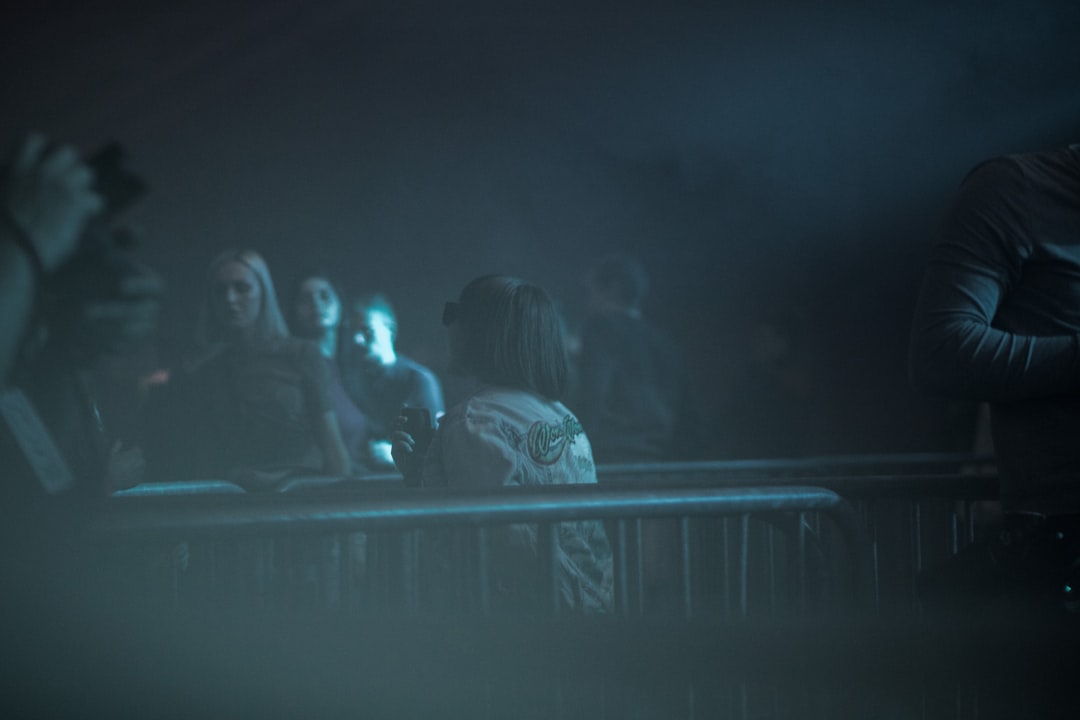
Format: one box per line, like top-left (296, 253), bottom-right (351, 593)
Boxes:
top-left (399, 406), bottom-right (434, 487)
top-left (400, 406), bottom-right (434, 450)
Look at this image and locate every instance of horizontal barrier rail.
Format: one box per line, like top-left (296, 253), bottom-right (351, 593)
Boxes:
top-left (159, 453), bottom-right (993, 492)
top-left (115, 452), bottom-right (999, 498)
top-left (90, 483), bottom-right (876, 621)
top-left (96, 484), bottom-right (857, 535)
top-left (103, 454), bottom-right (999, 619)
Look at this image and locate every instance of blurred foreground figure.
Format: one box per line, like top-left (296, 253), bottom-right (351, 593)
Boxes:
top-left (910, 143), bottom-right (1080, 615)
top-left (142, 250), bottom-right (349, 488)
top-left (0, 134), bottom-right (101, 383)
top-left (1, 133), bottom-right (160, 498)
top-left (344, 292), bottom-right (444, 469)
top-left (392, 275), bottom-right (612, 614)
top-left (572, 254), bottom-right (704, 463)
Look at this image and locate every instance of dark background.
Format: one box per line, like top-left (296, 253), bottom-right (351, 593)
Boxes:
top-left (3, 0), bottom-right (1078, 458)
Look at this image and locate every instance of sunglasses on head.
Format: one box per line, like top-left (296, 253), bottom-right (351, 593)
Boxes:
top-left (442, 301), bottom-right (461, 327)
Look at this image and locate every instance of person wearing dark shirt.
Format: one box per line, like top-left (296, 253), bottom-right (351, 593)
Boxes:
top-left (573, 254), bottom-right (702, 463)
top-left (910, 144), bottom-right (1080, 620)
top-left (910, 145), bottom-right (1080, 514)
top-left (572, 254), bottom-right (704, 615)
top-left (291, 273), bottom-right (371, 473)
top-left (342, 292), bottom-right (444, 469)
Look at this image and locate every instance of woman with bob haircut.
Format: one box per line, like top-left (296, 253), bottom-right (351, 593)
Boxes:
top-left (143, 249), bottom-right (349, 488)
top-left (393, 274), bottom-right (613, 614)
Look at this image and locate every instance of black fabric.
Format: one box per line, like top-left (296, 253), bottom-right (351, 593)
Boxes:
top-left (919, 513), bottom-right (1080, 619)
top-left (910, 146), bottom-right (1080, 512)
top-left (142, 337), bottom-right (333, 486)
top-left (572, 311), bottom-right (702, 462)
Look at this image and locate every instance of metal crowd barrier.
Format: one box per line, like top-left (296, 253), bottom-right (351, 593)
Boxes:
top-left (15, 453), bottom-right (1026, 720)
top-left (595, 453), bottom-right (1000, 615)
top-left (93, 483), bottom-right (872, 621)
top-left (102, 453), bottom-right (998, 618)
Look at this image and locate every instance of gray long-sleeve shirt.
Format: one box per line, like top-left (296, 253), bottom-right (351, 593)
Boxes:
top-left (909, 145), bottom-right (1080, 512)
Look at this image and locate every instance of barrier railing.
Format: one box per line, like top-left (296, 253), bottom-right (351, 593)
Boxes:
top-left (593, 453), bottom-right (1000, 615)
top-left (106, 453), bottom-right (998, 617)
top-left (93, 483), bottom-right (872, 620)
top-left (38, 453), bottom-right (1024, 719)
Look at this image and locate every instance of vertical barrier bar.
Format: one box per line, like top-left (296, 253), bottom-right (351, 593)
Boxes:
top-left (476, 528), bottom-right (491, 616)
top-left (452, 530), bottom-right (466, 613)
top-left (635, 518), bottom-right (645, 616)
top-left (866, 504), bottom-right (881, 613)
top-left (797, 512), bottom-right (807, 612)
top-left (911, 502), bottom-right (924, 617)
top-left (913, 501), bottom-right (924, 574)
top-left (680, 516), bottom-right (692, 621)
top-left (315, 536), bottom-right (326, 608)
top-left (617, 519), bottom-right (630, 618)
top-left (393, 531), bottom-right (410, 611)
top-left (339, 532), bottom-right (352, 612)
top-left (411, 530), bottom-right (423, 612)
top-left (766, 523), bottom-right (776, 617)
top-left (950, 509), bottom-right (959, 556)
top-left (171, 542), bottom-right (182, 609)
top-left (721, 517), bottom-right (731, 617)
top-left (739, 514), bottom-right (750, 619)
top-left (208, 542), bottom-right (217, 598)
top-left (538, 523), bottom-right (560, 615)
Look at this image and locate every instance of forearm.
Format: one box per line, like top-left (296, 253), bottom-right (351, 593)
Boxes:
top-left (909, 264), bottom-right (1080, 402)
top-left (421, 378), bottom-right (445, 417)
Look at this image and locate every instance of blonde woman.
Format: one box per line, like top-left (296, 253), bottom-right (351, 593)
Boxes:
top-left (143, 250), bottom-right (348, 488)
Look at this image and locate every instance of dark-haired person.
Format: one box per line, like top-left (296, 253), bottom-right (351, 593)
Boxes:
top-left (142, 250), bottom-right (349, 488)
top-left (573, 253), bottom-right (704, 463)
top-left (910, 144), bottom-right (1080, 716)
top-left (910, 144), bottom-right (1080, 617)
top-left (572, 254), bottom-right (708, 614)
top-left (392, 275), bottom-right (612, 614)
top-left (343, 292), bottom-right (444, 469)
top-left (291, 273), bottom-right (371, 473)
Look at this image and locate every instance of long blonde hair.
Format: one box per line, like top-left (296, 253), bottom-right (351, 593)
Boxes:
top-left (195, 249), bottom-right (289, 347)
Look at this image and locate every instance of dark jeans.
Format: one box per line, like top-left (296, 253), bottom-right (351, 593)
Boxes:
top-left (919, 513), bottom-right (1080, 618)
top-left (918, 513), bottom-right (1080, 719)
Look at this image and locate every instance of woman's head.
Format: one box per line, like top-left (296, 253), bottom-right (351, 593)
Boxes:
top-left (198, 249), bottom-right (288, 344)
top-left (291, 274), bottom-right (343, 340)
top-left (445, 274), bottom-right (568, 400)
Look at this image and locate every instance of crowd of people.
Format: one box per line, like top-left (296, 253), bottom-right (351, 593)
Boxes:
top-left (5, 129), bottom-right (1080, 626)
top-left (1, 140), bottom-right (698, 498)
top-left (0, 132), bottom-right (705, 616)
